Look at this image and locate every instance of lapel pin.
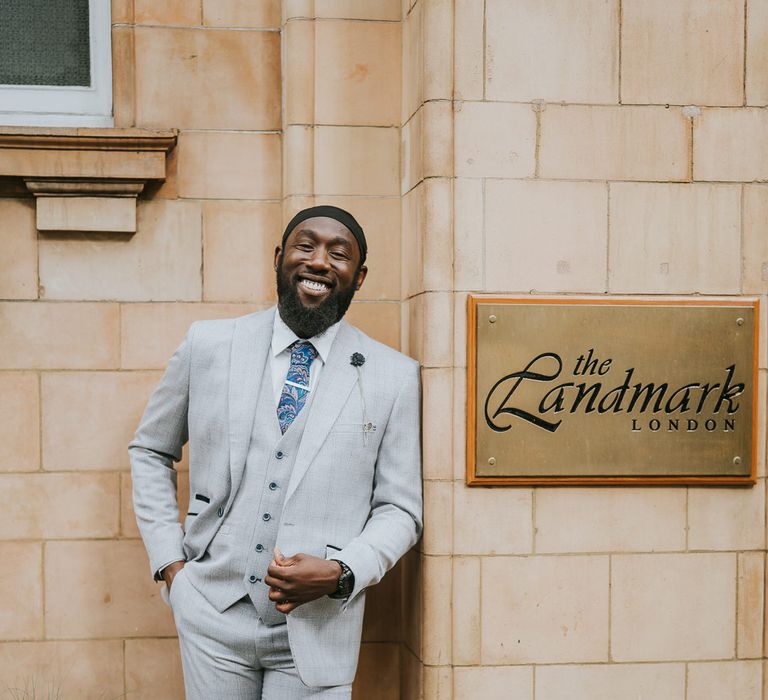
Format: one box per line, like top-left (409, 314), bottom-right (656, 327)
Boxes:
top-left (350, 353), bottom-right (371, 445)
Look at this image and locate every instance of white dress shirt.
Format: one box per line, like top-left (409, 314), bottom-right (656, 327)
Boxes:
top-left (270, 310), bottom-right (341, 406)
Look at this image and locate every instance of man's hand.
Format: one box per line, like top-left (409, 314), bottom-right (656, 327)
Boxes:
top-left (161, 560), bottom-right (185, 592)
top-left (265, 548), bottom-right (341, 614)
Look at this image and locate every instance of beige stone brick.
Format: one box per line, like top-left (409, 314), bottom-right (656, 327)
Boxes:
top-left (401, 107), bottom-right (424, 195)
top-left (283, 125), bottom-right (315, 195)
top-left (45, 540), bottom-right (175, 638)
top-left (42, 371), bottom-right (161, 471)
top-left (134, 28), bottom-right (279, 129)
top-left (747, 0), bottom-right (768, 105)
top-left (608, 182), bottom-right (741, 294)
top-left (345, 302), bottom-right (400, 350)
top-left (535, 488), bottom-right (686, 553)
top-left (353, 643), bottom-right (400, 700)
top-left (400, 548), bottom-right (422, 657)
top-left (111, 0), bottom-right (133, 24)
top-left (738, 552), bottom-right (764, 659)
top-left (400, 647), bottom-right (423, 700)
top-left (0, 640), bottom-right (123, 699)
top-left (0, 372), bottom-right (39, 472)
top-left (454, 484), bottom-right (532, 555)
top-left (36, 195), bottom-right (136, 233)
top-left (687, 661), bottom-right (762, 700)
top-left (454, 666), bottom-right (533, 700)
top-left (422, 177), bottom-right (452, 292)
top-left (482, 555), bottom-right (609, 663)
top-left (410, 292), bottom-right (453, 367)
top-left (112, 25), bottom-right (135, 127)
top-left (121, 470), bottom-right (189, 538)
top-left (121, 302), bottom-right (259, 370)
top-left (454, 0), bottom-right (484, 101)
top-left (177, 131), bottom-right (282, 199)
top-left (622, 0), bottom-right (744, 106)
top-left (315, 126), bottom-right (399, 196)
top-left (453, 367), bottom-right (467, 481)
top-left (689, 484), bottom-right (765, 551)
top-left (284, 21), bottom-right (315, 125)
top-left (0, 198), bottom-right (37, 299)
top-left (611, 553), bottom-right (736, 661)
top-left (422, 665), bottom-right (452, 700)
top-left (402, 0), bottom-right (423, 123)
top-left (422, 0), bottom-right (453, 102)
top-left (422, 555), bottom-right (451, 665)
top-left (39, 200), bottom-right (202, 302)
top-left (454, 101), bottom-right (536, 178)
top-left (315, 21), bottom-right (401, 126)
top-left (0, 473), bottom-right (118, 539)
top-left (362, 565), bottom-right (400, 642)
top-left (453, 294), bottom-right (467, 369)
top-left (694, 108), bottom-right (768, 182)
top-left (203, 200), bottom-right (281, 304)
top-left (315, 0), bottom-right (401, 20)
top-left (535, 663), bottom-right (685, 700)
top-left (485, 179), bottom-right (608, 293)
top-left (203, 0), bottom-right (281, 27)
top-left (0, 302), bottom-right (119, 370)
top-left (422, 368), bottom-right (452, 480)
top-left (422, 480), bottom-right (452, 555)
top-left (453, 178), bottom-right (484, 291)
top-left (540, 105), bottom-right (688, 181)
top-left (125, 638), bottom-right (184, 700)
top-left (0, 148), bottom-right (165, 180)
top-left (0, 543), bottom-right (42, 640)
top-left (744, 186), bottom-right (768, 294)
top-left (486, 0), bottom-right (618, 103)
top-left (452, 556), bottom-right (480, 665)
top-left (401, 182), bottom-right (424, 298)
top-left (134, 0), bottom-right (201, 24)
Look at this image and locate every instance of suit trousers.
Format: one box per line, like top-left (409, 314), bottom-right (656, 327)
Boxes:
top-left (169, 566), bottom-right (352, 699)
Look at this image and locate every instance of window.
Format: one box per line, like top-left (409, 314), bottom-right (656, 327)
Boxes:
top-left (0, 0), bottom-right (112, 127)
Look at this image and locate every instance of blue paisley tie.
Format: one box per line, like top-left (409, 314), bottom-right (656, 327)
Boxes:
top-left (277, 341), bottom-right (318, 434)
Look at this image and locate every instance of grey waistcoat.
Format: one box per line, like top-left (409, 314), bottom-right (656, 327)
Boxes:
top-left (185, 352), bottom-right (315, 625)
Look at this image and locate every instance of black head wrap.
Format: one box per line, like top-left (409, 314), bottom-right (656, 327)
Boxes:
top-left (281, 205), bottom-right (367, 264)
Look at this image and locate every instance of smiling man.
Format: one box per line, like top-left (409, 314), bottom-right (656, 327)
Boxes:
top-left (129, 206), bottom-right (422, 699)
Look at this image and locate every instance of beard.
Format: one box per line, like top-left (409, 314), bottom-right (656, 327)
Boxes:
top-left (275, 257), bottom-right (358, 338)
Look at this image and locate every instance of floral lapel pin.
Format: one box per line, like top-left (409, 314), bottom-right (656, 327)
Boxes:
top-left (350, 353), bottom-right (376, 445)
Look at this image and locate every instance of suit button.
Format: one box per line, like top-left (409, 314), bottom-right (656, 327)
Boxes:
top-left (276, 450), bottom-right (284, 459)
top-left (248, 575), bottom-right (259, 583)
top-left (262, 513), bottom-right (271, 521)
top-left (255, 544), bottom-right (264, 552)
top-left (269, 482), bottom-right (278, 491)
top-left (217, 506), bottom-right (224, 517)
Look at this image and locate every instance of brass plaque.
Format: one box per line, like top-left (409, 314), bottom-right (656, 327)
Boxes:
top-left (467, 296), bottom-right (759, 486)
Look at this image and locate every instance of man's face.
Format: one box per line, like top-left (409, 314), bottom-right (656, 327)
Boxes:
top-left (274, 216), bottom-right (367, 338)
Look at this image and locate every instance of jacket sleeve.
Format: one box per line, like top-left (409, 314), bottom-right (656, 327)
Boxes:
top-left (128, 324), bottom-right (195, 580)
top-left (335, 359), bottom-right (423, 604)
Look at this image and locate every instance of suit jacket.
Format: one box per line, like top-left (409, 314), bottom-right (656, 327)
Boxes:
top-left (129, 307), bottom-right (423, 686)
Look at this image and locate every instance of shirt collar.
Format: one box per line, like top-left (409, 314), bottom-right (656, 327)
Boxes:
top-left (271, 308), bottom-right (341, 365)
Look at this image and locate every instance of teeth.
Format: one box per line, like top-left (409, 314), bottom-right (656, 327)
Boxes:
top-left (301, 279), bottom-right (329, 292)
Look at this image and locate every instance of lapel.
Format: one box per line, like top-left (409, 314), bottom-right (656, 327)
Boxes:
top-left (227, 307), bottom-right (275, 504)
top-left (285, 319), bottom-right (360, 503)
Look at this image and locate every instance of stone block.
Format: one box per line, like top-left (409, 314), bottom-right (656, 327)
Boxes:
top-left (621, 0), bottom-right (744, 105)
top-left (134, 0), bottom-right (201, 24)
top-left (39, 200), bottom-right (202, 302)
top-left (42, 371), bottom-right (161, 471)
top-left (134, 27), bottom-right (279, 129)
top-left (454, 666), bottom-right (533, 700)
top-left (486, 0), bottom-right (618, 103)
top-left (362, 565), bottom-right (400, 642)
top-left (400, 548), bottom-right (422, 658)
top-left (743, 185), bottom-right (768, 294)
top-left (0, 198), bottom-right (37, 299)
top-left (422, 0), bottom-right (453, 102)
top-left (45, 540), bottom-right (176, 638)
top-left (112, 25), bottom-right (135, 127)
top-left (203, 0), bottom-right (281, 27)
top-left (0, 473), bottom-right (119, 539)
top-left (401, 0), bottom-right (423, 123)
top-left (453, 178), bottom-right (483, 291)
top-left (0, 372), bottom-right (39, 471)
top-left (422, 480), bottom-right (452, 555)
top-left (422, 177), bottom-right (453, 292)
top-left (608, 182), bottom-right (741, 294)
top-left (540, 105), bottom-right (688, 181)
top-left (454, 0), bottom-right (483, 101)
top-left (454, 101), bottom-right (536, 178)
top-left (481, 555), bottom-right (609, 663)
top-left (535, 488), bottom-right (686, 553)
top-left (177, 131), bottom-right (282, 199)
top-left (352, 643), bottom-right (400, 700)
top-left (401, 182), bottom-right (424, 298)
top-left (747, 0), bottom-right (768, 105)
top-left (485, 179), bottom-right (608, 293)
top-left (421, 368), bottom-right (452, 480)
top-left (688, 484), bottom-right (765, 551)
top-left (345, 302), bottom-right (401, 350)
top-left (687, 661), bottom-right (762, 700)
top-left (0, 542), bottom-right (42, 640)
top-left (611, 553), bottom-right (736, 661)
top-left (421, 555), bottom-right (452, 665)
top-left (452, 556), bottom-right (480, 665)
top-left (283, 21), bottom-right (315, 125)
top-left (203, 200), bottom-right (281, 303)
top-left (36, 196), bottom-right (136, 233)
top-left (738, 552), bottom-right (764, 659)
top-left (315, 0), bottom-right (400, 20)
top-left (315, 21), bottom-right (401, 126)
top-left (0, 302), bottom-right (119, 369)
top-left (125, 638), bottom-right (185, 700)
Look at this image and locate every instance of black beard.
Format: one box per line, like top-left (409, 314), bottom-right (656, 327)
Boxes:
top-left (275, 259), bottom-right (357, 338)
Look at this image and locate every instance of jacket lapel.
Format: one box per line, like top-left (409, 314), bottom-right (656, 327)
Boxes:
top-left (227, 307), bottom-right (274, 504)
top-left (285, 320), bottom-right (360, 503)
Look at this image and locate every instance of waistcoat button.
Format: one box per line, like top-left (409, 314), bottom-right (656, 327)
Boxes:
top-left (269, 482), bottom-right (278, 491)
top-left (248, 574), bottom-right (258, 583)
top-left (262, 513), bottom-right (271, 521)
top-left (255, 544), bottom-right (264, 552)
top-left (276, 450), bottom-right (284, 459)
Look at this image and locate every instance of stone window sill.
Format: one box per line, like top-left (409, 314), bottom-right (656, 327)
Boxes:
top-left (0, 127), bottom-right (177, 233)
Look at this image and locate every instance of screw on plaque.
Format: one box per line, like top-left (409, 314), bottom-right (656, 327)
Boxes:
top-left (736, 317), bottom-right (744, 326)
top-left (488, 457), bottom-right (496, 466)
top-left (489, 315), bottom-right (497, 324)
top-left (733, 456), bottom-right (742, 466)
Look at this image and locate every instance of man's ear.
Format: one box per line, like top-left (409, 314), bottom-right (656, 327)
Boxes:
top-left (274, 246), bottom-right (282, 270)
top-left (355, 265), bottom-right (368, 291)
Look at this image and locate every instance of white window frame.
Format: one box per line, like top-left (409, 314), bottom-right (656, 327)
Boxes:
top-left (0, 1), bottom-right (113, 127)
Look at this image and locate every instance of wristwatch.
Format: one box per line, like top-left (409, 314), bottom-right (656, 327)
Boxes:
top-left (329, 559), bottom-right (355, 599)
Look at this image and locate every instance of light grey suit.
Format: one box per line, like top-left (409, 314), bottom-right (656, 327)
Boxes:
top-left (129, 307), bottom-right (422, 689)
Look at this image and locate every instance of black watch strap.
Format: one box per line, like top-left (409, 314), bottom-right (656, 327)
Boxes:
top-left (329, 559), bottom-right (355, 599)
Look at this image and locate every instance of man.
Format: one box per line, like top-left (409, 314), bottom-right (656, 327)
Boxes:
top-left (129, 205), bottom-right (422, 698)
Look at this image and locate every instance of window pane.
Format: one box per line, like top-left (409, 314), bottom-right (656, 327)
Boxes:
top-left (0, 0), bottom-right (90, 87)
